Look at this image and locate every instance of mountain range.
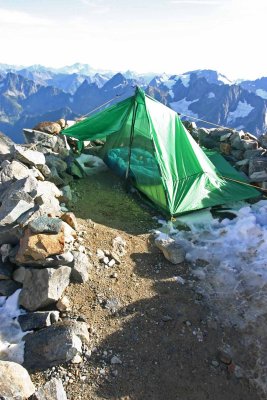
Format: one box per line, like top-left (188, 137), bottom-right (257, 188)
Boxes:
top-left (0, 63), bottom-right (267, 142)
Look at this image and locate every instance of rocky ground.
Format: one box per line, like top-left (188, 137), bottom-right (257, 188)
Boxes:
top-left (31, 171), bottom-right (262, 400)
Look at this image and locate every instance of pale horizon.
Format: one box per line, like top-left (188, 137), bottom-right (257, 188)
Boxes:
top-left (0, 0), bottom-right (266, 81)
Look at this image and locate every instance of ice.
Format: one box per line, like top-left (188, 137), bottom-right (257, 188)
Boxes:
top-left (156, 201), bottom-right (267, 394)
top-left (227, 100), bottom-right (254, 123)
top-left (0, 290), bottom-right (27, 364)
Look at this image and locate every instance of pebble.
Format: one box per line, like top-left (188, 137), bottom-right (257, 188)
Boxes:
top-left (211, 360), bottom-right (219, 367)
top-left (110, 272), bottom-right (118, 279)
top-left (103, 257), bottom-right (109, 265)
top-left (97, 249), bottom-right (105, 259)
top-left (108, 259), bottom-right (116, 268)
top-left (162, 315), bottom-right (173, 322)
top-left (71, 354), bottom-right (83, 364)
top-left (111, 355), bottom-right (122, 365)
top-left (218, 350), bottom-right (232, 365)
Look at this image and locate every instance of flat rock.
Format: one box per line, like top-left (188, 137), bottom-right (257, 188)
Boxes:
top-left (0, 360), bottom-right (35, 399)
top-left (18, 311), bottom-right (60, 331)
top-left (32, 378), bottom-right (67, 400)
top-left (71, 251), bottom-right (92, 283)
top-left (155, 237), bottom-right (185, 264)
top-left (23, 320), bottom-right (89, 371)
top-left (16, 228), bottom-right (65, 263)
top-left (29, 216), bottom-right (63, 234)
top-left (19, 266), bottom-right (71, 311)
top-left (14, 144), bottom-right (46, 167)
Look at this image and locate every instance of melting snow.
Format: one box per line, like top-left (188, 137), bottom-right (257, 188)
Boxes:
top-left (155, 200), bottom-right (267, 395)
top-left (170, 98), bottom-right (199, 118)
top-left (227, 100), bottom-right (254, 123)
top-left (0, 290), bottom-right (27, 364)
top-left (256, 89), bottom-right (267, 100)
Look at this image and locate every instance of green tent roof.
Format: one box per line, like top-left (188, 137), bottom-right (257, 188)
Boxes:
top-left (63, 87), bottom-right (259, 216)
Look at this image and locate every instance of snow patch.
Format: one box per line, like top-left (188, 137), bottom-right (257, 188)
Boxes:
top-left (170, 98), bottom-right (199, 118)
top-left (256, 89), bottom-right (267, 100)
top-left (207, 92), bottom-right (215, 99)
top-left (227, 100), bottom-right (254, 123)
top-left (156, 201), bottom-right (267, 395)
top-left (0, 290), bottom-right (27, 364)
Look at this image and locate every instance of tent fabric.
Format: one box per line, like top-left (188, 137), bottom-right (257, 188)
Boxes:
top-left (63, 87), bottom-right (259, 216)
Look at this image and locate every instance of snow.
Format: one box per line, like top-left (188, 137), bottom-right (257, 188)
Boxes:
top-left (170, 98), bottom-right (199, 118)
top-left (207, 92), bottom-right (215, 99)
top-left (0, 290), bottom-right (27, 364)
top-left (227, 100), bottom-right (254, 123)
top-left (256, 89), bottom-right (267, 99)
top-left (155, 200), bottom-right (267, 395)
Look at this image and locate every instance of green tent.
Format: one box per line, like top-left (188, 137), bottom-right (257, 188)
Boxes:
top-left (63, 87), bottom-right (259, 216)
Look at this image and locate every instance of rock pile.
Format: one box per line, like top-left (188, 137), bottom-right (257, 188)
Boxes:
top-left (0, 124), bottom-right (91, 399)
top-left (184, 121), bottom-right (267, 189)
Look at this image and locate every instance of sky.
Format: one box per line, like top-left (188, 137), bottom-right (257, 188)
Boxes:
top-left (0, 0), bottom-right (266, 80)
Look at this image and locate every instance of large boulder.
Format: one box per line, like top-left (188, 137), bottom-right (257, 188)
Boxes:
top-left (32, 378), bottom-right (67, 400)
top-left (0, 360), bottom-right (35, 399)
top-left (16, 228), bottom-right (65, 263)
top-left (23, 320), bottom-right (89, 371)
top-left (19, 266), bottom-right (71, 311)
top-left (23, 129), bottom-right (68, 156)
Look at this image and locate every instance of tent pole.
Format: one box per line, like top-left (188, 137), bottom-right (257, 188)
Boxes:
top-left (125, 100), bottom-right (138, 181)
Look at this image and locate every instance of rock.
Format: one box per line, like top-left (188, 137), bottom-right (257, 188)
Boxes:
top-left (0, 132), bottom-right (14, 161)
top-left (0, 259), bottom-right (13, 280)
top-left (47, 166), bottom-right (65, 187)
top-left (112, 236), bottom-right (127, 256)
top-left (0, 175), bottom-right (38, 204)
top-left (242, 139), bottom-right (258, 150)
top-left (218, 350), bottom-right (232, 365)
top-left (0, 159), bottom-right (31, 183)
top-left (36, 180), bottom-right (62, 199)
top-left (18, 311), bottom-right (60, 331)
top-left (110, 355), bottom-right (122, 365)
top-left (249, 158), bottom-right (267, 181)
top-left (0, 191), bottom-right (34, 227)
top-left (60, 212), bottom-right (78, 230)
top-left (23, 320), bottom-right (89, 371)
top-left (97, 249), bottom-right (105, 259)
top-left (0, 224), bottom-right (21, 246)
top-left (23, 129), bottom-right (66, 154)
top-left (19, 266), bottom-right (71, 311)
top-left (13, 266), bottom-right (27, 283)
top-left (45, 154), bottom-right (67, 174)
top-left (155, 237), bottom-right (185, 264)
top-left (108, 259), bottom-right (116, 268)
top-left (60, 186), bottom-right (72, 204)
top-left (30, 166), bottom-right (45, 181)
top-left (16, 228), bottom-right (65, 263)
top-left (14, 144), bottom-right (46, 168)
top-left (34, 121), bottom-right (62, 135)
top-left (70, 162), bottom-right (84, 178)
top-left (0, 360), bottom-right (35, 399)
top-left (0, 279), bottom-right (21, 296)
top-left (220, 132), bottom-right (233, 141)
top-left (12, 252), bottom-right (74, 269)
top-left (38, 163), bottom-right (51, 178)
top-left (0, 243), bottom-right (13, 262)
top-left (29, 216), bottom-right (63, 234)
top-left (32, 378), bottom-right (67, 400)
top-left (56, 295), bottom-right (71, 311)
top-left (244, 148), bottom-right (266, 159)
top-left (219, 143), bottom-right (231, 155)
top-left (71, 251), bottom-right (91, 283)
top-left (231, 149), bottom-right (244, 160)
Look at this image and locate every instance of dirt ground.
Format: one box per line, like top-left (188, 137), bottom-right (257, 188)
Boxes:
top-left (35, 170), bottom-right (262, 400)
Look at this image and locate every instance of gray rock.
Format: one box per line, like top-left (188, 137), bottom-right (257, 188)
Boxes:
top-left (13, 266), bottom-right (27, 283)
top-left (0, 243), bottom-right (13, 262)
top-left (18, 311), bottom-right (60, 331)
top-left (14, 144), bottom-right (46, 168)
top-left (0, 132), bottom-right (14, 162)
top-left (155, 238), bottom-right (185, 264)
top-left (0, 279), bottom-right (21, 296)
top-left (60, 185), bottom-right (72, 203)
top-left (19, 266), bottom-right (71, 311)
top-left (12, 252), bottom-right (74, 269)
top-left (45, 154), bottom-right (67, 174)
top-left (38, 163), bottom-right (52, 178)
top-left (0, 259), bottom-right (14, 280)
top-left (0, 175), bottom-right (38, 203)
top-left (23, 320), bottom-right (89, 371)
top-left (242, 139), bottom-right (258, 150)
top-left (0, 159), bottom-right (30, 184)
top-left (60, 171), bottom-right (73, 185)
top-left (32, 378), bottom-right (67, 400)
top-left (49, 166), bottom-right (65, 186)
top-left (249, 158), bottom-right (267, 181)
top-left (0, 190), bottom-right (34, 227)
top-left (244, 148), bottom-right (267, 159)
top-left (0, 360), bottom-right (35, 399)
top-left (29, 216), bottom-right (63, 234)
top-left (0, 224), bottom-right (21, 246)
top-left (71, 251), bottom-right (92, 283)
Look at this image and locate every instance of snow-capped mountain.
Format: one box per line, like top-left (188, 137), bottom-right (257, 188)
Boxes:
top-left (0, 64), bottom-right (267, 142)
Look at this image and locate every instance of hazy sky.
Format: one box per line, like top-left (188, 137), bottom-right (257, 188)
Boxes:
top-left (0, 0), bottom-right (266, 79)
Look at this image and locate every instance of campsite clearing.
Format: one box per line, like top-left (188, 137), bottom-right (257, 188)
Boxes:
top-left (31, 170), bottom-right (261, 400)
